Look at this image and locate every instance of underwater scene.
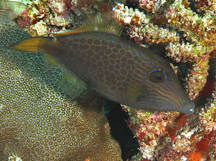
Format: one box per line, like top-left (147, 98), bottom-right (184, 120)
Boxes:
top-left (0, 0), bottom-right (216, 160)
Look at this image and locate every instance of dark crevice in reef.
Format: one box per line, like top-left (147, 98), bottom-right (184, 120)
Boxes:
top-left (104, 99), bottom-right (140, 161)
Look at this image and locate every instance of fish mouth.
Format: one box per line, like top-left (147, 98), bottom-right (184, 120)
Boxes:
top-left (183, 101), bottom-right (195, 114)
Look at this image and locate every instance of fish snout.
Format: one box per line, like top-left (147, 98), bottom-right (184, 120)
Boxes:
top-left (183, 101), bottom-right (195, 114)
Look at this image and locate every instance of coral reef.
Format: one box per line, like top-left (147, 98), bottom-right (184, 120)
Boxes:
top-left (104, 99), bottom-right (140, 160)
top-left (1, 0), bottom-right (216, 160)
top-left (113, 1), bottom-right (215, 99)
top-left (15, 0), bottom-right (123, 36)
top-left (16, 0), bottom-right (79, 36)
top-left (125, 103), bottom-right (216, 160)
top-left (112, 0), bottom-right (216, 160)
top-left (0, 4), bottom-right (122, 160)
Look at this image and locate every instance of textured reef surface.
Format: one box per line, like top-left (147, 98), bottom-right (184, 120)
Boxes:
top-left (0, 3), bottom-right (122, 160)
top-left (1, 0), bottom-right (216, 161)
top-left (112, 0), bottom-right (216, 160)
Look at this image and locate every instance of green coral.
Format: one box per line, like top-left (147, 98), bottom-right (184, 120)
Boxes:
top-left (0, 6), bottom-right (122, 161)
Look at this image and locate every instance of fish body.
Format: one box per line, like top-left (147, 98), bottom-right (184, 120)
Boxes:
top-left (0, 3), bottom-right (122, 160)
top-left (11, 15), bottom-right (195, 114)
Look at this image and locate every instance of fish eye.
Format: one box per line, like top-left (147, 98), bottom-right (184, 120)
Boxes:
top-left (150, 70), bottom-right (165, 83)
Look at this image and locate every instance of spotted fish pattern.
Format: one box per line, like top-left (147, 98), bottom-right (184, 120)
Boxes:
top-left (0, 2), bottom-right (122, 160)
top-left (11, 14), bottom-right (195, 114)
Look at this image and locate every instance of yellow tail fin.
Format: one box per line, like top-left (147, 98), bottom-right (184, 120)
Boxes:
top-left (10, 37), bottom-right (57, 54)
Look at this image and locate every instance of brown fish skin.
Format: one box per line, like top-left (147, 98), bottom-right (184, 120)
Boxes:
top-left (62, 32), bottom-right (194, 113)
top-left (0, 4), bottom-right (123, 160)
top-left (10, 30), bottom-right (195, 114)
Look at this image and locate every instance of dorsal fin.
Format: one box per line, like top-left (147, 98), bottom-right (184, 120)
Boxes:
top-left (54, 13), bottom-right (123, 36)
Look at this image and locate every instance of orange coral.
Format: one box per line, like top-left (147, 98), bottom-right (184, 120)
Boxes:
top-left (196, 138), bottom-right (210, 153)
top-left (84, 157), bottom-right (90, 161)
top-left (175, 113), bottom-right (188, 128)
top-left (188, 152), bottom-right (202, 161)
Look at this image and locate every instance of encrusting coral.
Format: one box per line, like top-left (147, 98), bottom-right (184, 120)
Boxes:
top-left (112, 0), bottom-right (216, 160)
top-left (113, 0), bottom-right (214, 99)
top-left (0, 2), bottom-right (122, 160)
top-left (1, 0), bottom-right (216, 160)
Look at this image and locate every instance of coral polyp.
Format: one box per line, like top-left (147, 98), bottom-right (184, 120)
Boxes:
top-left (1, 0), bottom-right (216, 160)
top-left (0, 3), bottom-right (122, 160)
top-left (112, 0), bottom-right (216, 160)
top-left (113, 2), bottom-right (212, 99)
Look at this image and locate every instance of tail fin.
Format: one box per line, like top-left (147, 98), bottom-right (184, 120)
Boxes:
top-left (10, 37), bottom-right (57, 53)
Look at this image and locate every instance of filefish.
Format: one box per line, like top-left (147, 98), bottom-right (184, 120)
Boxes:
top-left (10, 14), bottom-right (195, 114)
top-left (0, 3), bottom-right (122, 160)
